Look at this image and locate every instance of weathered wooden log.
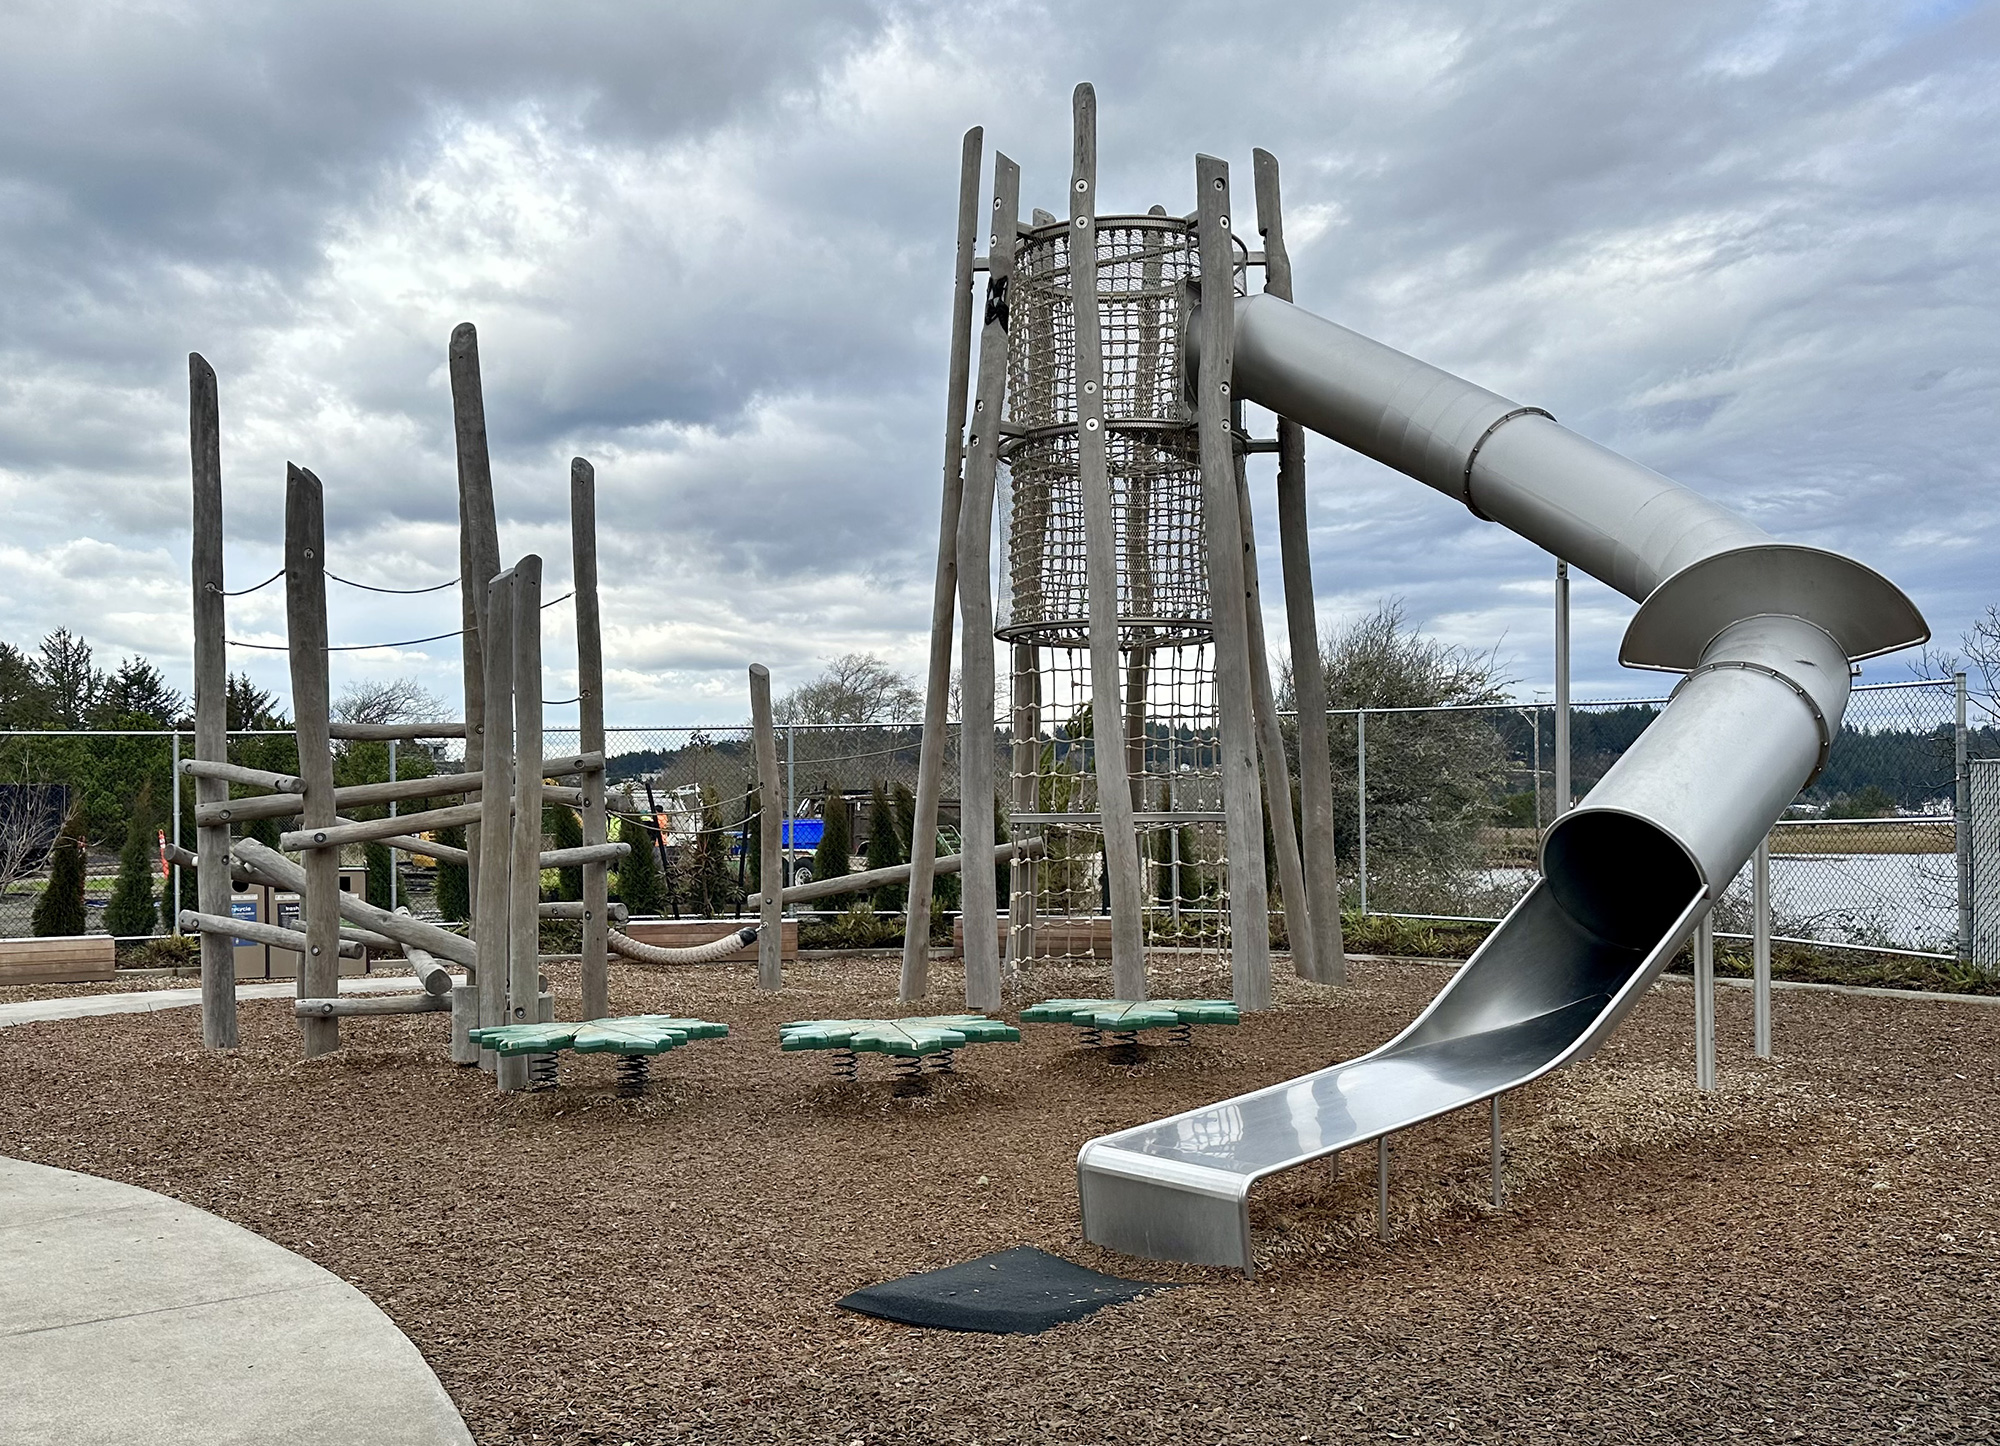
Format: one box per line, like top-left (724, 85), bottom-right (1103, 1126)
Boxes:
top-left (540, 785), bottom-right (585, 807)
top-left (499, 555), bottom-right (545, 1094)
top-left (746, 837), bottom-right (1045, 910)
top-left (474, 567), bottom-right (516, 1056)
top-left (449, 982), bottom-right (479, 1064)
top-left (200, 758), bottom-right (594, 825)
top-left (190, 354), bottom-right (237, 1050)
top-left (233, 839), bottom-right (477, 968)
top-left (572, 459), bottom-right (612, 1021)
top-left (295, 993), bottom-right (450, 1018)
top-left (538, 842), bottom-right (628, 868)
top-left (286, 464), bottom-right (342, 1057)
top-left (179, 758), bottom-right (307, 794)
top-left (749, 663), bottom-right (783, 991)
top-left (328, 721), bottom-right (468, 741)
top-left (280, 803), bottom-right (485, 852)
top-left (538, 900), bottom-right (629, 923)
top-left (179, 910), bottom-right (363, 958)
top-left (402, 944), bottom-right (454, 996)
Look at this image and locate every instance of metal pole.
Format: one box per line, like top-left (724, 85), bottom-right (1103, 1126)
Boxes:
top-left (750, 665), bottom-right (784, 991)
top-left (1753, 834), bottom-right (1771, 1059)
top-left (958, 147), bottom-right (1022, 1012)
top-left (1531, 711), bottom-right (1542, 829)
top-left (1376, 1135), bottom-right (1390, 1243)
top-left (1554, 558), bottom-right (1571, 815)
top-left (1489, 1096), bottom-right (1503, 1207)
top-left (903, 125), bottom-right (985, 1003)
top-left (1958, 672), bottom-right (1972, 965)
top-left (170, 730), bottom-right (181, 935)
top-left (387, 738), bottom-right (398, 913)
top-left (1695, 911), bottom-right (1716, 1091)
top-left (189, 354), bottom-right (236, 1048)
top-left (1195, 152), bottom-right (1272, 1010)
top-left (1254, 146), bottom-right (1343, 985)
top-left (1356, 709), bottom-right (1368, 917)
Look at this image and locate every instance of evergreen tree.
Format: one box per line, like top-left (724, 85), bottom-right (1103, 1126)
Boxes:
top-left (865, 782), bottom-right (902, 910)
top-left (365, 841), bottom-right (395, 910)
top-left (812, 786), bottom-right (851, 882)
top-left (744, 785), bottom-right (763, 896)
top-left (36, 629), bottom-right (103, 728)
top-left (104, 790), bottom-right (158, 937)
top-left (682, 787), bottom-right (737, 917)
top-left (616, 811), bottom-right (668, 916)
top-left (545, 803), bottom-right (584, 901)
top-left (32, 808), bottom-right (88, 937)
top-left (434, 825), bottom-right (470, 923)
top-left (892, 782), bottom-right (916, 860)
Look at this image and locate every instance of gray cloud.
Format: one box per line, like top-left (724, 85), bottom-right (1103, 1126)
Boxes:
top-left (0, 0), bottom-right (1994, 722)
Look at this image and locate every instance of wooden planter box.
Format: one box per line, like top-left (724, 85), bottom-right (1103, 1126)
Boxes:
top-left (622, 918), bottom-right (796, 963)
top-left (952, 915), bottom-right (1115, 960)
top-left (0, 934), bottom-right (118, 986)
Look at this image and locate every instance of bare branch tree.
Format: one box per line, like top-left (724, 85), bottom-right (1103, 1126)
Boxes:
top-left (773, 653), bottom-right (923, 726)
top-left (333, 677), bottom-right (449, 726)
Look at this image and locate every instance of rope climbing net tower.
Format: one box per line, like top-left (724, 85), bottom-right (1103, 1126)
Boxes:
top-left (1000, 209), bottom-right (1237, 998)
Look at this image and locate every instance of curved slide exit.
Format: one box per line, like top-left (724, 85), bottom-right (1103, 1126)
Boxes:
top-left (1076, 294), bottom-right (1928, 1272)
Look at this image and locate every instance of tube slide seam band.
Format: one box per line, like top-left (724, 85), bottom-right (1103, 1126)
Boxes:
top-left (1460, 406), bottom-right (1553, 520)
top-left (1672, 658), bottom-right (1834, 785)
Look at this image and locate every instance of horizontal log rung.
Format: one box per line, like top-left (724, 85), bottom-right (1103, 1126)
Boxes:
top-left (295, 993), bottom-right (451, 1017)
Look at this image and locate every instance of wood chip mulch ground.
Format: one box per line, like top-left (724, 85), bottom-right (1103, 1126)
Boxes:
top-left (2, 953), bottom-right (1996, 1444)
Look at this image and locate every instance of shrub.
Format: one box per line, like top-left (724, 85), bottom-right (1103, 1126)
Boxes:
top-left (364, 841), bottom-right (394, 910)
top-left (865, 782), bottom-right (902, 911)
top-left (104, 792), bottom-right (159, 938)
top-left (813, 786), bottom-right (851, 883)
top-left (616, 811), bottom-right (668, 917)
top-left (545, 803), bottom-right (584, 901)
top-left (32, 808), bottom-right (88, 937)
top-left (434, 825), bottom-right (470, 922)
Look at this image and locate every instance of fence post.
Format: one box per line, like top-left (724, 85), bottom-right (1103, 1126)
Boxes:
top-left (1554, 558), bottom-right (1571, 815)
top-left (1356, 708), bottom-right (1368, 917)
top-left (170, 730), bottom-right (181, 935)
top-left (1694, 911), bottom-right (1716, 1091)
top-left (387, 737), bottom-right (398, 913)
top-left (1958, 672), bottom-right (1972, 965)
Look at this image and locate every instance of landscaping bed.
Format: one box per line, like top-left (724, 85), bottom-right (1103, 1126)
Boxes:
top-left (1, 953), bottom-right (1994, 1443)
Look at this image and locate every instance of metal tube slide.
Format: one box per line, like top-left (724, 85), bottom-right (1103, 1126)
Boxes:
top-left (1078, 292), bottom-right (1926, 1273)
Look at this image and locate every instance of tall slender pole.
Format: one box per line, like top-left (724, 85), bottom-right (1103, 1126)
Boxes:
top-left (572, 459), bottom-right (611, 1021)
top-left (189, 356), bottom-right (236, 1047)
top-left (1376, 1135), bottom-right (1391, 1243)
top-left (284, 464), bottom-right (339, 1059)
top-left (501, 556), bottom-right (543, 1092)
top-left (1554, 559), bottom-right (1571, 815)
top-left (750, 664), bottom-right (784, 990)
top-left (785, 724), bottom-right (795, 914)
top-left (1356, 710), bottom-right (1368, 917)
top-left (1694, 911), bottom-right (1716, 1092)
top-left (1489, 1097), bottom-right (1504, 1207)
top-left (903, 127), bottom-right (986, 1003)
top-left (1008, 641), bottom-right (1041, 973)
top-left (474, 569), bottom-right (517, 1069)
top-left (1957, 672), bottom-right (1972, 964)
top-left (170, 730), bottom-right (182, 936)
top-left (1195, 154), bottom-right (1273, 1011)
top-left (1070, 86), bottom-right (1147, 1002)
top-left (450, 324), bottom-right (501, 959)
top-left (1753, 834), bottom-right (1772, 1059)
top-left (957, 150), bottom-right (1021, 1012)
top-left (1234, 459), bottom-right (1314, 980)
top-left (1254, 148), bottom-right (1344, 986)
top-left (387, 738), bottom-right (399, 913)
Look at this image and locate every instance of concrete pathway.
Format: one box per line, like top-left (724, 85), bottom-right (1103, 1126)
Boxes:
top-left (0, 1156), bottom-right (473, 1445)
top-left (0, 974), bottom-right (436, 1029)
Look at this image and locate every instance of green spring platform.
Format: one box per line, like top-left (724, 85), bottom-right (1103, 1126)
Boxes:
top-left (1018, 998), bottom-right (1240, 1047)
top-left (779, 1014), bottom-right (1020, 1080)
top-left (467, 1015), bottom-right (728, 1095)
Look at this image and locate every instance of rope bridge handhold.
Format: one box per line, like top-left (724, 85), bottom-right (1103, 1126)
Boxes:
top-left (606, 926), bottom-right (757, 966)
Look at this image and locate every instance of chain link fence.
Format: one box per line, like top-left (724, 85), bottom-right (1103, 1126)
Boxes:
top-left (0, 678), bottom-right (1986, 964)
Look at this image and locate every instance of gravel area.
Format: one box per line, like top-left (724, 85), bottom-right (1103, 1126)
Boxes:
top-left (1, 953), bottom-right (1994, 1444)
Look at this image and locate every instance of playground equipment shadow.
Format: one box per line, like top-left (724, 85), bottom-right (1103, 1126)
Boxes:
top-left (0, 953), bottom-right (1994, 1444)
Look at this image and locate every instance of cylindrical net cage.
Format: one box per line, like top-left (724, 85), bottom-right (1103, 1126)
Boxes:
top-left (997, 214), bottom-right (1239, 994)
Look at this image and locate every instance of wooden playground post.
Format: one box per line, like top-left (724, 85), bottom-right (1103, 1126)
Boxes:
top-left (284, 464), bottom-right (342, 1057)
top-left (1254, 148), bottom-right (1345, 985)
top-left (474, 568), bottom-right (517, 1069)
top-left (189, 355), bottom-right (236, 1049)
top-left (956, 148), bottom-right (1020, 1014)
top-left (502, 556), bottom-right (544, 1092)
top-left (1194, 154), bottom-right (1273, 1011)
top-left (450, 323), bottom-right (501, 957)
top-left (1007, 640), bottom-right (1040, 973)
top-left (749, 665), bottom-right (783, 990)
top-left (902, 125), bottom-right (985, 1003)
top-left (1070, 83), bottom-right (1148, 1002)
top-left (571, 460), bottom-right (611, 1023)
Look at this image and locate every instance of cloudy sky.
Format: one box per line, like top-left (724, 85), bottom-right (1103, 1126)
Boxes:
top-left (1, 0), bottom-right (1993, 725)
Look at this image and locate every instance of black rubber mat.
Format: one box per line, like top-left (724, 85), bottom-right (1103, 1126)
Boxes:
top-left (835, 1245), bottom-right (1169, 1334)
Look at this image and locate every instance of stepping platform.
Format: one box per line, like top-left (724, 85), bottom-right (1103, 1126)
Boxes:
top-left (1019, 998), bottom-right (1239, 1046)
top-left (836, 1245), bottom-right (1170, 1335)
top-left (780, 1014), bottom-right (1020, 1080)
top-left (466, 1015), bottom-right (727, 1096)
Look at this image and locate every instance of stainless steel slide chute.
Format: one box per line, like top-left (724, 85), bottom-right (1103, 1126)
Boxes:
top-left (1078, 292), bottom-right (1927, 1273)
